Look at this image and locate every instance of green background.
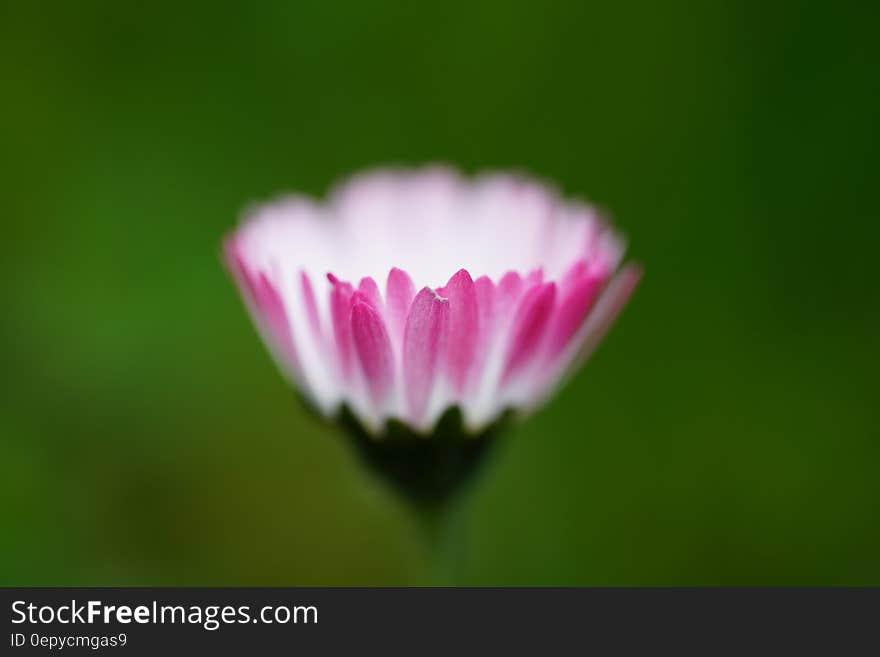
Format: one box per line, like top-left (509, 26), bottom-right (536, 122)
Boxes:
top-left (2, 0), bottom-right (877, 585)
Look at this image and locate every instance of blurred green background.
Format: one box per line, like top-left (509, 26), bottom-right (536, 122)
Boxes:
top-left (2, 0), bottom-right (878, 585)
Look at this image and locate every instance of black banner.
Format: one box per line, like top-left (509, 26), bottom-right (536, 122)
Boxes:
top-left (2, 588), bottom-right (878, 654)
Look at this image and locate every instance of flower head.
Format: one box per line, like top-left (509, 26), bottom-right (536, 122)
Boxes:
top-left (225, 167), bottom-right (639, 438)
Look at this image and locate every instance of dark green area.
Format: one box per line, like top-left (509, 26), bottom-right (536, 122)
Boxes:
top-left (338, 405), bottom-right (510, 510)
top-left (1, 0), bottom-right (877, 584)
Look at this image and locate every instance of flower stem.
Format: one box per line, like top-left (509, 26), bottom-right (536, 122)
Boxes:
top-left (413, 499), bottom-right (469, 586)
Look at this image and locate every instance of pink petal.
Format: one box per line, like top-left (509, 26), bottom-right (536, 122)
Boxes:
top-left (224, 237), bottom-right (258, 303)
top-left (474, 275), bottom-right (495, 323)
top-left (386, 267), bottom-right (416, 344)
top-left (544, 271), bottom-right (605, 361)
top-left (300, 270), bottom-right (322, 342)
top-left (443, 269), bottom-right (479, 393)
top-left (559, 259), bottom-right (589, 290)
top-left (502, 282), bottom-right (557, 383)
top-left (573, 264), bottom-right (642, 366)
top-left (524, 267), bottom-right (544, 287)
top-left (496, 271), bottom-right (524, 315)
top-left (225, 238), bottom-right (302, 376)
top-left (403, 287), bottom-right (449, 423)
top-left (358, 276), bottom-right (383, 312)
top-left (328, 273), bottom-right (355, 379)
top-left (474, 274), bottom-right (495, 360)
top-left (254, 272), bottom-right (301, 375)
top-left (351, 296), bottom-right (395, 406)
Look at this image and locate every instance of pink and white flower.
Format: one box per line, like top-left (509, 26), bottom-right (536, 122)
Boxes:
top-left (225, 167), bottom-right (640, 435)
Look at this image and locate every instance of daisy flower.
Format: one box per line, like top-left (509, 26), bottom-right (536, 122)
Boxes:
top-left (225, 167), bottom-right (640, 502)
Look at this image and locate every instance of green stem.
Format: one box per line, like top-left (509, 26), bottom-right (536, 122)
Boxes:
top-left (413, 499), bottom-right (469, 586)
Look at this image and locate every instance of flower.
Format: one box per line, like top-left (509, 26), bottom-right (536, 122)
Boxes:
top-left (225, 167), bottom-right (640, 439)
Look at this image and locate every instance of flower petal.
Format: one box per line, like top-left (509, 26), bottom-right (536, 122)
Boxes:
top-left (351, 295), bottom-right (395, 407)
top-left (300, 270), bottom-right (322, 342)
top-left (502, 282), bottom-right (557, 383)
top-left (442, 269), bottom-right (479, 393)
top-left (544, 270), bottom-right (605, 362)
top-left (571, 264), bottom-right (642, 368)
top-left (358, 276), bottom-right (383, 312)
top-left (403, 287), bottom-right (449, 424)
top-left (249, 271), bottom-right (304, 387)
top-left (496, 271), bottom-right (524, 315)
top-left (474, 274), bottom-right (495, 360)
top-left (524, 267), bottom-right (544, 287)
top-left (327, 273), bottom-right (355, 379)
top-left (386, 267), bottom-right (416, 344)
